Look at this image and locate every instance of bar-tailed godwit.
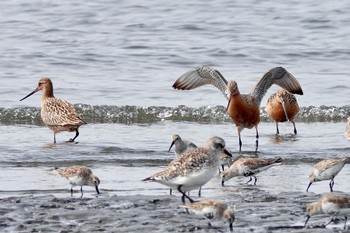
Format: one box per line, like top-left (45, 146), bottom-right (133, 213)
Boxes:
top-left (54, 165), bottom-right (100, 198)
top-left (20, 77), bottom-right (86, 143)
top-left (181, 199), bottom-right (235, 231)
top-left (221, 157), bottom-right (282, 186)
top-left (265, 89), bottom-right (300, 135)
top-left (143, 136), bottom-right (232, 204)
top-left (306, 158), bottom-right (347, 192)
top-left (172, 66), bottom-right (303, 152)
top-left (304, 193), bottom-right (350, 230)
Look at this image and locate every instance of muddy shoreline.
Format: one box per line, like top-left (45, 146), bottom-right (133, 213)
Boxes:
top-left (0, 188), bottom-right (344, 233)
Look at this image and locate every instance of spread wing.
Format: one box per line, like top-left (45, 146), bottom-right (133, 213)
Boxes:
top-left (172, 66), bottom-right (229, 100)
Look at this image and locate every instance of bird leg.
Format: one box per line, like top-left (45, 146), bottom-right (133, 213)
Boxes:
top-left (292, 121), bottom-right (297, 135)
top-left (177, 185), bottom-right (195, 204)
top-left (80, 186), bottom-right (84, 198)
top-left (324, 216), bottom-right (335, 227)
top-left (246, 177), bottom-right (253, 184)
top-left (329, 177), bottom-right (335, 192)
top-left (255, 127), bottom-right (259, 152)
top-left (276, 122), bottom-right (280, 135)
top-left (71, 187), bottom-right (74, 197)
top-left (238, 137), bottom-right (242, 152)
top-left (169, 188), bottom-right (172, 195)
top-left (253, 176), bottom-right (257, 185)
top-left (344, 216), bottom-right (347, 230)
top-left (68, 129), bottom-right (79, 142)
top-left (198, 187), bottom-right (202, 197)
top-left (304, 215), bottom-right (310, 228)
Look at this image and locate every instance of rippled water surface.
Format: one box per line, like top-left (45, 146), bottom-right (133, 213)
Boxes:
top-left (0, 0), bottom-right (350, 232)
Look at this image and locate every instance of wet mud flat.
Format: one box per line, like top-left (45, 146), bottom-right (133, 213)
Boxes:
top-left (0, 189), bottom-right (346, 233)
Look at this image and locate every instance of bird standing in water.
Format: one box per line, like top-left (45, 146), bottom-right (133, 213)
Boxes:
top-left (20, 77), bottom-right (86, 143)
top-left (172, 66), bottom-right (303, 152)
top-left (265, 89), bottom-right (300, 135)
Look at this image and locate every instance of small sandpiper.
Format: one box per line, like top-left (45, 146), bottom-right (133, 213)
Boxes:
top-left (221, 157), bottom-right (282, 186)
top-left (143, 136), bottom-right (232, 203)
top-left (181, 199), bottom-right (235, 231)
top-left (168, 134), bottom-right (201, 197)
top-left (306, 158), bottom-right (347, 192)
top-left (304, 193), bottom-right (350, 230)
top-left (55, 165), bottom-right (100, 197)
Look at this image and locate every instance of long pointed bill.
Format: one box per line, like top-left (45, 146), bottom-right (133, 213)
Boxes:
top-left (223, 149), bottom-right (232, 157)
top-left (168, 141), bottom-right (175, 152)
top-left (281, 99), bottom-right (290, 122)
top-left (20, 87), bottom-right (40, 101)
top-left (226, 98), bottom-right (231, 112)
top-left (95, 186), bottom-right (100, 195)
top-left (306, 182), bottom-right (312, 192)
top-left (304, 215), bottom-right (310, 228)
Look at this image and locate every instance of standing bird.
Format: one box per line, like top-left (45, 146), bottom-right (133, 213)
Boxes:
top-left (345, 117), bottom-right (350, 140)
top-left (143, 136), bottom-right (232, 204)
top-left (168, 134), bottom-right (197, 157)
top-left (304, 193), bottom-right (350, 230)
top-left (265, 89), bottom-right (300, 135)
top-left (306, 158), bottom-right (347, 192)
top-left (221, 157), bottom-right (282, 186)
top-left (55, 165), bottom-right (100, 198)
top-left (172, 66), bottom-right (303, 152)
top-left (20, 77), bottom-right (86, 143)
top-left (168, 134), bottom-right (200, 196)
top-left (181, 199), bottom-right (235, 231)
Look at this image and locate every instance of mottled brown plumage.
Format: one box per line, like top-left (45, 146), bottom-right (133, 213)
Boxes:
top-left (306, 158), bottom-right (347, 192)
top-left (143, 136), bottom-right (232, 204)
top-left (265, 89), bottom-right (300, 135)
top-left (55, 165), bottom-right (100, 197)
top-left (305, 193), bottom-right (350, 229)
top-left (20, 77), bottom-right (86, 143)
top-left (221, 157), bottom-right (282, 186)
top-left (182, 199), bottom-right (235, 231)
top-left (173, 66), bottom-right (303, 152)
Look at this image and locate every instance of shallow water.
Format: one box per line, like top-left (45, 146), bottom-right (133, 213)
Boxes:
top-left (1, 0), bottom-right (350, 232)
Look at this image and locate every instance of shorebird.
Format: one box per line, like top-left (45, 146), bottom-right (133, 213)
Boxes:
top-left (221, 157), bottom-right (282, 186)
top-left (345, 117), bottom-right (350, 140)
top-left (20, 77), bottom-right (86, 143)
top-left (181, 199), bottom-right (235, 231)
top-left (306, 158), bottom-right (347, 192)
top-left (168, 134), bottom-right (200, 196)
top-left (304, 193), bottom-right (350, 230)
top-left (143, 136), bottom-right (232, 204)
top-left (265, 89), bottom-right (300, 135)
top-left (172, 66), bottom-right (303, 152)
top-left (54, 165), bottom-right (100, 198)
top-left (168, 134), bottom-right (197, 157)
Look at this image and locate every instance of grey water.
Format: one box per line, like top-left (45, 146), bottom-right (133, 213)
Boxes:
top-left (0, 0), bottom-right (350, 232)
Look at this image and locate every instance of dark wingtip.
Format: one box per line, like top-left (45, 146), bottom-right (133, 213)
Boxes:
top-left (172, 80), bottom-right (187, 90)
top-left (296, 89), bottom-right (304, 95)
top-left (142, 177), bottom-right (152, 182)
